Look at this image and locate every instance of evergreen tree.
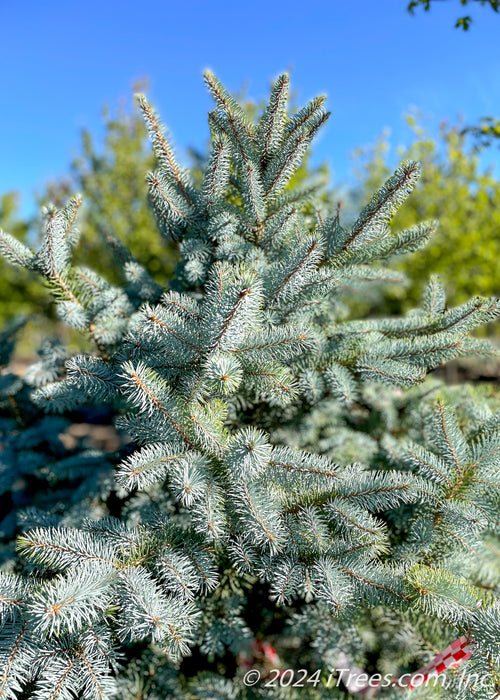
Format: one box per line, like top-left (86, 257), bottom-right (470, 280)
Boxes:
top-left (0, 73), bottom-right (499, 699)
top-left (0, 85), bottom-right (328, 334)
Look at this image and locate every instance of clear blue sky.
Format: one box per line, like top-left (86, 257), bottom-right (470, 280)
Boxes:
top-left (1, 0), bottom-right (499, 214)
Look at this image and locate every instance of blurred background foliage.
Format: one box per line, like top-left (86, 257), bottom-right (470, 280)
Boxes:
top-left (0, 86), bottom-right (498, 351)
top-left (351, 112), bottom-right (500, 320)
top-left (43, 93), bottom-right (176, 287)
top-left (0, 192), bottom-right (52, 322)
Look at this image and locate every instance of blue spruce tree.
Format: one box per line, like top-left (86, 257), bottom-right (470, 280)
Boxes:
top-left (0, 73), bottom-right (499, 699)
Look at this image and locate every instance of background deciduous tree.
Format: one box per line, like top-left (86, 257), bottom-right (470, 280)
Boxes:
top-left (352, 113), bottom-right (500, 325)
top-left (44, 96), bottom-right (177, 288)
top-left (407, 0), bottom-right (499, 30)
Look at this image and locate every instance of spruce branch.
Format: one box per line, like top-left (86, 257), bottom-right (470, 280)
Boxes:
top-left (135, 93), bottom-right (195, 208)
top-left (257, 73), bottom-right (290, 169)
top-left (334, 161), bottom-right (421, 254)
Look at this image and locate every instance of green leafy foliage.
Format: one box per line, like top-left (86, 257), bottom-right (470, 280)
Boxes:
top-left (0, 193), bottom-right (53, 328)
top-left (352, 114), bottom-right (500, 323)
top-left (407, 0), bottom-right (499, 30)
